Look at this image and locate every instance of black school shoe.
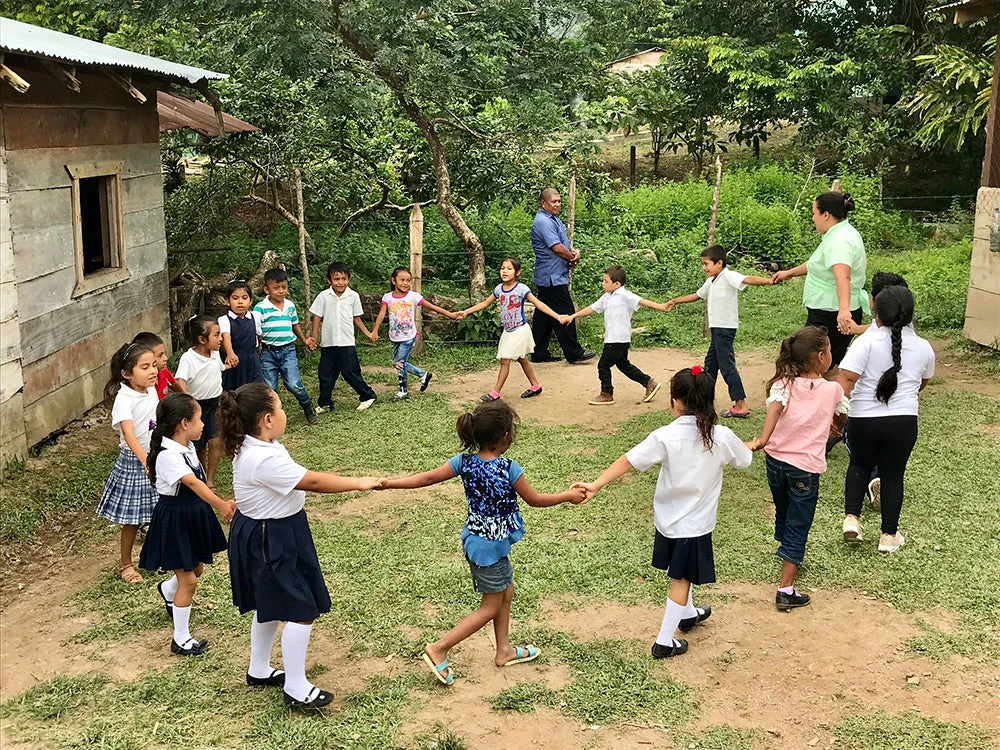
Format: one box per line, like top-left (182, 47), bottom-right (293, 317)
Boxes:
top-left (246, 669), bottom-right (286, 688)
top-left (678, 606), bottom-right (712, 633)
top-left (775, 590), bottom-right (811, 611)
top-left (157, 581), bottom-right (174, 622)
top-left (171, 637), bottom-right (208, 656)
top-left (567, 351), bottom-right (597, 364)
top-left (531, 353), bottom-right (563, 363)
top-left (651, 639), bottom-right (688, 659)
top-left (283, 687), bottom-right (334, 710)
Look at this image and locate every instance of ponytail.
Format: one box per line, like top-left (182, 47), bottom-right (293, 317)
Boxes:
top-left (873, 286), bottom-right (914, 405)
top-left (147, 393), bottom-right (199, 485)
top-left (766, 326), bottom-right (830, 396)
top-left (218, 383), bottom-right (275, 457)
top-left (456, 400), bottom-right (519, 453)
top-left (103, 342), bottom-right (153, 409)
top-left (670, 366), bottom-right (717, 450)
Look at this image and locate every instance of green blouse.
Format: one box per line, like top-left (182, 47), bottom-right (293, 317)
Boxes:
top-left (802, 220), bottom-right (869, 314)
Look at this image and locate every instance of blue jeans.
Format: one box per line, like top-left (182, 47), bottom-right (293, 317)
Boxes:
top-left (705, 328), bottom-right (746, 402)
top-left (392, 338), bottom-right (425, 392)
top-left (765, 454), bottom-right (819, 566)
top-left (260, 344), bottom-right (313, 410)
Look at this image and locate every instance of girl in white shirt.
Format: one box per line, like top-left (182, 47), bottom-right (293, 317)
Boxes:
top-left (837, 286), bottom-right (934, 553)
top-left (139, 394), bottom-right (236, 656)
top-left (575, 367), bottom-right (753, 657)
top-left (218, 383), bottom-right (382, 710)
top-left (175, 315), bottom-right (228, 488)
top-left (97, 342), bottom-right (160, 584)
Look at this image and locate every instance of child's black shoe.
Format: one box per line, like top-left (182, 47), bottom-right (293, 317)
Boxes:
top-left (651, 639), bottom-right (688, 659)
top-left (678, 606), bottom-right (712, 633)
top-left (283, 687), bottom-right (334, 710)
top-left (171, 637), bottom-right (208, 656)
top-left (775, 590), bottom-right (811, 611)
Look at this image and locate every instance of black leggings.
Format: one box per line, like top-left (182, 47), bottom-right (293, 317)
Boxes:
top-left (844, 416), bottom-right (918, 535)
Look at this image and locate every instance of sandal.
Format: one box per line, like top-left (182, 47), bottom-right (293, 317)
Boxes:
top-left (520, 387), bottom-right (543, 399)
top-left (721, 408), bottom-right (749, 419)
top-left (422, 649), bottom-right (453, 686)
top-left (480, 391), bottom-right (500, 402)
top-left (500, 645), bottom-right (540, 666)
top-left (119, 564), bottom-right (143, 583)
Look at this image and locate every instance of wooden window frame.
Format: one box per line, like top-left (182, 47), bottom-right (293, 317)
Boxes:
top-left (65, 161), bottom-right (129, 298)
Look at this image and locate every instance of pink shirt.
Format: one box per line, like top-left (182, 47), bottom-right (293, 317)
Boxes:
top-left (764, 377), bottom-right (849, 474)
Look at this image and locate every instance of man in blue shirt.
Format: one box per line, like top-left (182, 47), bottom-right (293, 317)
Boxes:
top-left (530, 188), bottom-right (595, 363)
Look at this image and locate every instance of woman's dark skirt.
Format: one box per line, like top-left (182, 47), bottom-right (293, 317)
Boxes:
top-left (138, 494), bottom-right (228, 572)
top-left (222, 351), bottom-right (263, 391)
top-left (228, 509), bottom-right (331, 623)
top-left (805, 307), bottom-right (863, 367)
top-left (652, 530), bottom-right (716, 585)
top-left (194, 397), bottom-right (219, 451)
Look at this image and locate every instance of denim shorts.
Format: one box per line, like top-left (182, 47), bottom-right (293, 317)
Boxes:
top-left (468, 556), bottom-right (514, 594)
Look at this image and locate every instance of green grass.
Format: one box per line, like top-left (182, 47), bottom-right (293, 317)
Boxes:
top-left (833, 712), bottom-right (994, 750)
top-left (673, 726), bottom-right (758, 749)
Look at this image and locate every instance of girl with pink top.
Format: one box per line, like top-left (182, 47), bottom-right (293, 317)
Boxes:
top-left (748, 326), bottom-right (849, 611)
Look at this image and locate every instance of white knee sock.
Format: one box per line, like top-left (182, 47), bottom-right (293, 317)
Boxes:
top-left (161, 575), bottom-right (179, 602)
top-left (655, 598), bottom-right (685, 647)
top-left (173, 605), bottom-right (192, 646)
top-left (683, 587), bottom-right (698, 619)
top-left (281, 622), bottom-right (316, 701)
top-left (248, 613), bottom-right (281, 679)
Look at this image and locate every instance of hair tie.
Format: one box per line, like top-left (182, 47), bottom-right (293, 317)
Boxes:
top-left (690, 365), bottom-right (703, 376)
top-left (229, 278), bottom-right (247, 284)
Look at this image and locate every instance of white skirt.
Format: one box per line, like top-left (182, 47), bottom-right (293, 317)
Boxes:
top-left (496, 324), bottom-right (535, 360)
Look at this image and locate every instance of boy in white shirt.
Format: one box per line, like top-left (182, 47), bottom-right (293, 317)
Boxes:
top-left (566, 265), bottom-right (668, 405)
top-left (665, 245), bottom-right (772, 418)
top-left (308, 262), bottom-right (378, 412)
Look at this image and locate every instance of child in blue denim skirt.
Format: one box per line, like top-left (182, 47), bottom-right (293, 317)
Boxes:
top-left (747, 326), bottom-right (849, 611)
top-left (379, 400), bottom-right (585, 685)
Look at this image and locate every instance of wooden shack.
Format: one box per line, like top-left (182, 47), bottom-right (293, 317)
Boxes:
top-left (0, 18), bottom-right (227, 468)
top-left (607, 48), bottom-right (667, 75)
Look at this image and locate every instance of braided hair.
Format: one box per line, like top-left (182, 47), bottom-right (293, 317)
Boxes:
top-left (670, 367), bottom-right (717, 449)
top-left (874, 285), bottom-right (914, 404)
top-left (147, 393), bottom-right (199, 485)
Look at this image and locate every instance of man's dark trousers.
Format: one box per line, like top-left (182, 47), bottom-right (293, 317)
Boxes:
top-left (532, 284), bottom-right (586, 361)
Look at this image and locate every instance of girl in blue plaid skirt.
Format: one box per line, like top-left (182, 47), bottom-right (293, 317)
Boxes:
top-left (96, 342), bottom-right (161, 584)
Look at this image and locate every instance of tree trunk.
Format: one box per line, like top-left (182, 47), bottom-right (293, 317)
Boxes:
top-left (651, 128), bottom-right (662, 179)
top-left (753, 134), bottom-right (760, 160)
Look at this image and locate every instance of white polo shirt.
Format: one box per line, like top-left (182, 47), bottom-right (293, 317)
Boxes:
top-left (175, 349), bottom-right (225, 400)
top-left (696, 268), bottom-right (748, 329)
top-left (625, 416), bottom-right (753, 538)
top-left (840, 324), bottom-right (935, 418)
top-left (111, 385), bottom-right (159, 452)
top-left (232, 435), bottom-right (308, 519)
top-left (590, 287), bottom-right (642, 344)
top-left (218, 310), bottom-right (263, 336)
top-left (154, 437), bottom-right (202, 495)
top-left (309, 287), bottom-right (364, 347)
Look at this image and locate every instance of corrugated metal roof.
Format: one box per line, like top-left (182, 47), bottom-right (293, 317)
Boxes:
top-left (0, 17), bottom-right (226, 84)
top-left (157, 91), bottom-right (257, 136)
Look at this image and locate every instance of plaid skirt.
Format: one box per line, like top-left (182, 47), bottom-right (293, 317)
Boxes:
top-left (96, 448), bottom-right (158, 525)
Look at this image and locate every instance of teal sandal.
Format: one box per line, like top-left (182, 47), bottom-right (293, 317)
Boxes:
top-left (501, 645), bottom-right (540, 666)
top-left (422, 649), bottom-right (453, 685)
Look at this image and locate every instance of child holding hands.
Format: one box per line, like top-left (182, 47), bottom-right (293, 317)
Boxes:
top-left (379, 400), bottom-right (585, 685)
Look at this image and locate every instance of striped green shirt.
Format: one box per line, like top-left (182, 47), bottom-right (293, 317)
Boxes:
top-left (254, 297), bottom-right (298, 346)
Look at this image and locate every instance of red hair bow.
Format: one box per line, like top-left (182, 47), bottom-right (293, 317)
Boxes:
top-left (690, 365), bottom-right (704, 375)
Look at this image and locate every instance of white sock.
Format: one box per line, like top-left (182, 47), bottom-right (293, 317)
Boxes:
top-left (173, 605), bottom-right (193, 646)
top-left (655, 598), bottom-right (685, 647)
top-left (683, 587), bottom-right (698, 619)
top-left (281, 622), bottom-right (316, 701)
top-left (161, 575), bottom-right (179, 602)
top-left (248, 613), bottom-right (282, 679)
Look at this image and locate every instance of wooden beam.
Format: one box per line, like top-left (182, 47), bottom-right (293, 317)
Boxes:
top-left (0, 63), bottom-right (30, 94)
top-left (42, 60), bottom-right (81, 92)
top-left (102, 68), bottom-right (146, 103)
top-left (982, 40), bottom-right (1000, 188)
top-left (194, 81), bottom-right (226, 137)
top-left (954, 1), bottom-right (1000, 23)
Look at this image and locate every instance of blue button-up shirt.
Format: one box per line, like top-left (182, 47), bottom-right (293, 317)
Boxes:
top-left (531, 208), bottom-right (572, 287)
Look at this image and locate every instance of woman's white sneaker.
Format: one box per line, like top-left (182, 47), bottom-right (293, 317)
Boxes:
top-left (843, 515), bottom-right (862, 542)
top-left (867, 477), bottom-right (881, 511)
top-left (878, 532), bottom-right (905, 553)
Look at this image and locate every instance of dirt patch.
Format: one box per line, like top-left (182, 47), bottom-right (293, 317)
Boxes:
top-left (930, 339), bottom-right (1000, 400)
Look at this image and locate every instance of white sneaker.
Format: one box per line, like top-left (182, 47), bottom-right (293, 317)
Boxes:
top-left (843, 515), bottom-right (863, 542)
top-left (867, 477), bottom-right (881, 511)
top-left (314, 406), bottom-right (328, 414)
top-left (393, 391), bottom-right (409, 401)
top-left (878, 532), bottom-right (905, 553)
top-left (356, 398), bottom-right (376, 411)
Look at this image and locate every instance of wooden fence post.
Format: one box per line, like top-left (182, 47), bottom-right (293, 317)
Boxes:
top-left (629, 145), bottom-right (637, 186)
top-left (410, 204), bottom-right (424, 354)
top-left (705, 156), bottom-right (724, 338)
top-left (294, 168), bottom-right (311, 309)
top-left (567, 175), bottom-right (576, 292)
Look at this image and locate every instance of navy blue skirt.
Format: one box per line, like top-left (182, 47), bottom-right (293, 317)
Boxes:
top-left (138, 494), bottom-right (228, 572)
top-left (194, 398), bottom-right (219, 451)
top-left (652, 530), bottom-right (716, 585)
top-left (228, 509), bottom-right (331, 623)
top-left (222, 350), bottom-right (263, 390)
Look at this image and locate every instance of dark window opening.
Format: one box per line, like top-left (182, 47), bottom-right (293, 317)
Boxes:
top-left (79, 176), bottom-right (115, 276)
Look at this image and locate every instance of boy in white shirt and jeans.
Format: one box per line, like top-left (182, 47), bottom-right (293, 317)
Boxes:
top-left (566, 265), bottom-right (668, 405)
top-left (665, 245), bottom-right (772, 418)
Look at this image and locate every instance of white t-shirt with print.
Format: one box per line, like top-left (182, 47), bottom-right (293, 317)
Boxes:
top-left (381, 291), bottom-right (424, 342)
top-left (696, 268), bottom-right (747, 329)
top-left (111, 385), bottom-right (159, 452)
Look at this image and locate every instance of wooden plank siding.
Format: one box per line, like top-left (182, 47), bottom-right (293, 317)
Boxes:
top-left (963, 187), bottom-right (1000, 347)
top-left (0, 126), bottom-right (27, 467)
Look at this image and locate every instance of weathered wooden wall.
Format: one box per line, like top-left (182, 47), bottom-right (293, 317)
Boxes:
top-left (2, 59), bottom-right (170, 445)
top-left (964, 187), bottom-right (1000, 348)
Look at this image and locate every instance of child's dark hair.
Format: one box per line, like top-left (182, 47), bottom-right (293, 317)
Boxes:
top-left (766, 326), bottom-right (830, 394)
top-left (326, 261), bottom-right (351, 279)
top-left (263, 268), bottom-right (288, 285)
top-left (147, 393), bottom-right (199, 485)
top-left (701, 244), bottom-right (727, 266)
top-left (874, 285), bottom-right (915, 405)
top-left (131, 331), bottom-right (163, 349)
top-left (871, 271), bottom-right (907, 300)
top-left (456, 400), bottom-right (519, 452)
top-left (815, 191), bottom-right (856, 220)
top-left (218, 383), bottom-right (276, 457)
top-left (227, 279), bottom-right (253, 298)
top-left (670, 367), bottom-right (717, 449)
top-left (390, 266), bottom-right (410, 292)
top-left (501, 257), bottom-right (522, 274)
top-left (185, 315), bottom-right (217, 346)
top-left (103, 342), bottom-right (154, 408)
top-left (604, 264), bottom-right (626, 285)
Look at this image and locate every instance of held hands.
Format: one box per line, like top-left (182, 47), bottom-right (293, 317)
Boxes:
top-left (567, 484), bottom-right (588, 504)
top-left (836, 309), bottom-right (854, 335)
top-left (454, 310), bottom-right (468, 321)
top-left (771, 270), bottom-right (791, 285)
top-left (357, 477), bottom-right (385, 491)
top-left (218, 499), bottom-right (237, 523)
top-left (225, 353), bottom-right (240, 368)
top-left (368, 331), bottom-right (379, 343)
top-left (661, 301), bottom-right (675, 313)
top-left (571, 481), bottom-right (599, 503)
top-left (305, 336), bottom-right (318, 351)
top-left (746, 437), bottom-right (762, 452)
top-left (559, 314), bottom-right (575, 326)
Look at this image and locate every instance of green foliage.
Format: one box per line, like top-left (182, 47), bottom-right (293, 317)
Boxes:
top-left (488, 682), bottom-right (561, 713)
top-left (834, 712), bottom-right (993, 750)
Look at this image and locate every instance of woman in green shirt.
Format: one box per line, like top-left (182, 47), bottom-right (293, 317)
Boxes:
top-left (772, 192), bottom-right (869, 369)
